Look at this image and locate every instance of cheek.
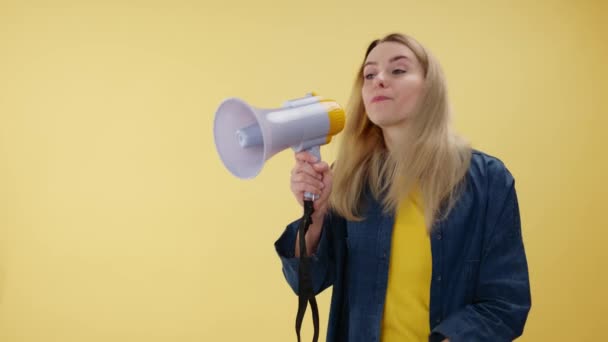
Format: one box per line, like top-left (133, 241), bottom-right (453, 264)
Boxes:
top-left (361, 92), bottom-right (374, 110)
top-left (397, 81), bottom-right (424, 105)
top-left (361, 85), bottom-right (371, 103)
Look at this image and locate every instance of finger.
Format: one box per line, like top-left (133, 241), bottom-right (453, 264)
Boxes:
top-left (295, 151), bottom-right (318, 164)
top-left (292, 182), bottom-right (323, 196)
top-left (317, 184), bottom-right (331, 205)
top-left (318, 167), bottom-right (332, 189)
top-left (292, 173), bottom-right (325, 189)
top-left (317, 173), bottom-right (333, 204)
top-left (321, 166), bottom-right (333, 183)
top-left (295, 151), bottom-right (318, 163)
top-left (312, 161), bottom-right (329, 173)
top-left (294, 161), bottom-right (322, 180)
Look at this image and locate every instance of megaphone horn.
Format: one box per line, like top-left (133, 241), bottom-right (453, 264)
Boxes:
top-left (213, 92), bottom-right (345, 200)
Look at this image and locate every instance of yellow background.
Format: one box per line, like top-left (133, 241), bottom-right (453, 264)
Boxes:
top-left (0, 0), bottom-right (606, 341)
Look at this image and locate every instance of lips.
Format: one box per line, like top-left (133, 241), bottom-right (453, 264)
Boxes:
top-left (371, 96), bottom-right (391, 103)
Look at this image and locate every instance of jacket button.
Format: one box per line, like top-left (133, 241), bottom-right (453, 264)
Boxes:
top-left (436, 275), bottom-right (442, 282)
top-left (436, 233), bottom-right (442, 240)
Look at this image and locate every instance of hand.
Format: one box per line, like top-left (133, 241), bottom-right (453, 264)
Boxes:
top-left (290, 151), bottom-right (333, 220)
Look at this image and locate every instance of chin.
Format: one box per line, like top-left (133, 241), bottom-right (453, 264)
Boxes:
top-left (367, 113), bottom-right (397, 127)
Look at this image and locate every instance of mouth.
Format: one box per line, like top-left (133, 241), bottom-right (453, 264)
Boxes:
top-left (371, 96), bottom-right (391, 103)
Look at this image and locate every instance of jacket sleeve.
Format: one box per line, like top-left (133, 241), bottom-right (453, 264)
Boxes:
top-left (430, 160), bottom-right (532, 342)
top-left (274, 213), bottom-right (337, 296)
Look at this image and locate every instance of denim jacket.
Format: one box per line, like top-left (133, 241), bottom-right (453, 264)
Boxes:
top-left (275, 150), bottom-right (531, 342)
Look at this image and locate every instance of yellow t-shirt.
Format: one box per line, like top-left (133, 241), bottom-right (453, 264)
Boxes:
top-left (380, 191), bottom-right (432, 342)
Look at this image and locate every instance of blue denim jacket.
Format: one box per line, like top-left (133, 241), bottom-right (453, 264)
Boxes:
top-left (275, 150), bottom-right (531, 342)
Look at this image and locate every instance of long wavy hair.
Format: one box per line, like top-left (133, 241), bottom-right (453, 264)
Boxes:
top-left (330, 33), bottom-right (472, 232)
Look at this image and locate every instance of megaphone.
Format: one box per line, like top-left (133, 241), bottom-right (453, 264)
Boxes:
top-left (213, 92), bottom-right (345, 341)
top-left (213, 92), bottom-right (346, 199)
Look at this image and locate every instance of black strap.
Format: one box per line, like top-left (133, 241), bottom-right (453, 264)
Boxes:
top-left (296, 200), bottom-right (320, 342)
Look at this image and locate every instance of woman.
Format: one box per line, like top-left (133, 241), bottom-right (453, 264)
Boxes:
top-left (275, 33), bottom-right (531, 342)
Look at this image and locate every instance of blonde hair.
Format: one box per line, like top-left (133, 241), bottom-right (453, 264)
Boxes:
top-left (330, 33), bottom-right (472, 231)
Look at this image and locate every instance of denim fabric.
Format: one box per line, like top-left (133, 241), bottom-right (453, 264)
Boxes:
top-left (275, 150), bottom-right (531, 342)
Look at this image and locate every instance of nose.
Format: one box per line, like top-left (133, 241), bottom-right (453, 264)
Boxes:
top-left (373, 72), bottom-right (387, 88)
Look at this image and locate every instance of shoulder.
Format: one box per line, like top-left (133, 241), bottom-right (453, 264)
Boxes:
top-left (455, 149), bottom-right (517, 219)
top-left (468, 149), bottom-right (515, 191)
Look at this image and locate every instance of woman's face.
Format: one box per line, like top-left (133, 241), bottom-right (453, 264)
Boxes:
top-left (361, 42), bottom-right (425, 130)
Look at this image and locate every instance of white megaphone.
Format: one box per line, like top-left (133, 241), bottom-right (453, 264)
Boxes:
top-left (213, 92), bottom-right (345, 200)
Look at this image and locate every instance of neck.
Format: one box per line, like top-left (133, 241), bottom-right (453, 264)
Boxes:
top-left (382, 124), bottom-right (408, 152)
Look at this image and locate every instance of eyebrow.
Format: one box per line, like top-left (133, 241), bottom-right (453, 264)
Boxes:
top-left (364, 55), bottom-right (410, 67)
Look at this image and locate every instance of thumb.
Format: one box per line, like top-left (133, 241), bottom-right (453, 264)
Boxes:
top-left (312, 161), bottom-right (329, 173)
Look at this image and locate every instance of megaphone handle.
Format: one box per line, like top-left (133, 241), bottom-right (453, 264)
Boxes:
top-left (304, 146), bottom-right (321, 201)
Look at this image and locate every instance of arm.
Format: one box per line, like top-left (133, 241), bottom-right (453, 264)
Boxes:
top-left (276, 151), bottom-right (336, 295)
top-left (294, 209), bottom-right (325, 257)
top-left (430, 164), bottom-right (531, 342)
top-left (275, 213), bottom-right (336, 296)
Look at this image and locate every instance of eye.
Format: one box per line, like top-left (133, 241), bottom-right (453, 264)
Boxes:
top-left (364, 73), bottom-right (376, 80)
top-left (392, 69), bottom-right (406, 75)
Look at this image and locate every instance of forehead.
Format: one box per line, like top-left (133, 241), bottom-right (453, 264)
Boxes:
top-left (364, 41), bottom-right (417, 65)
